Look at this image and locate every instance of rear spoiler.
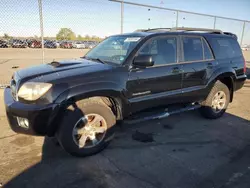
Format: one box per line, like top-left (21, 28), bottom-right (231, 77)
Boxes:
top-left (223, 32), bottom-right (238, 40)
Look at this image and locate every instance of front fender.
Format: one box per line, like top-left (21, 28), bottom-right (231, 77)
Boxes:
top-left (46, 81), bottom-right (128, 136)
top-left (54, 81), bottom-right (129, 115)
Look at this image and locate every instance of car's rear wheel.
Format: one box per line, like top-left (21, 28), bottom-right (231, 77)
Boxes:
top-left (200, 81), bottom-right (230, 119)
top-left (56, 99), bottom-right (116, 157)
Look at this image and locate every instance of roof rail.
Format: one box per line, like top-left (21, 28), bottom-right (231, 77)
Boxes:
top-left (134, 28), bottom-right (171, 32)
top-left (134, 29), bottom-right (147, 32)
top-left (135, 27), bottom-right (237, 36)
top-left (145, 28), bottom-right (171, 32)
top-left (170, 27), bottom-right (223, 34)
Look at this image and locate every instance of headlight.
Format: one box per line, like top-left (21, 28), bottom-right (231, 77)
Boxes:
top-left (17, 82), bottom-right (52, 101)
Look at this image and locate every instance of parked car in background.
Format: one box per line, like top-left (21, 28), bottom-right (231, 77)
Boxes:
top-left (11, 39), bottom-right (28, 48)
top-left (60, 41), bottom-right (73, 49)
top-left (29, 40), bottom-right (42, 48)
top-left (0, 38), bottom-right (102, 49)
top-left (241, 45), bottom-right (250, 51)
top-left (73, 41), bottom-right (86, 49)
top-left (55, 41), bottom-right (60, 48)
top-left (44, 41), bottom-right (57, 48)
top-left (0, 40), bottom-right (9, 48)
top-left (84, 41), bottom-right (97, 49)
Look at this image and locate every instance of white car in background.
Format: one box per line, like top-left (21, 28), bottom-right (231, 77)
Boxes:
top-left (241, 44), bottom-right (250, 51)
top-left (73, 42), bottom-right (86, 49)
top-left (55, 42), bottom-right (60, 48)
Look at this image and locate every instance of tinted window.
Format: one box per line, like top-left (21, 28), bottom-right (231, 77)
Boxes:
top-left (138, 37), bottom-right (177, 65)
top-left (85, 36), bottom-right (142, 64)
top-left (209, 37), bottom-right (242, 59)
top-left (183, 37), bottom-right (203, 61)
top-left (202, 38), bottom-right (213, 60)
top-left (229, 39), bottom-right (242, 57)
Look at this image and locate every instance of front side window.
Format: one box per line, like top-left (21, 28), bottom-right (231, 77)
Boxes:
top-left (182, 37), bottom-right (203, 61)
top-left (137, 37), bottom-right (177, 65)
top-left (85, 36), bottom-right (143, 64)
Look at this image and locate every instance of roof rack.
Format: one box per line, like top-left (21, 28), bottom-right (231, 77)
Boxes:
top-left (170, 27), bottom-right (223, 34)
top-left (135, 27), bottom-right (237, 38)
top-left (134, 28), bottom-right (171, 32)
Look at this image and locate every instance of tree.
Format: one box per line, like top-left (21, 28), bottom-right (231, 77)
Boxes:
top-left (84, 34), bottom-right (90, 40)
top-left (56, 28), bottom-right (76, 40)
top-left (3, 33), bottom-right (11, 39)
top-left (77, 34), bottom-right (83, 40)
top-left (91, 35), bottom-right (97, 41)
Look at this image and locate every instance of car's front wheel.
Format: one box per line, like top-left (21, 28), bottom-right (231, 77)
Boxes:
top-left (200, 81), bottom-right (230, 119)
top-left (56, 98), bottom-right (116, 157)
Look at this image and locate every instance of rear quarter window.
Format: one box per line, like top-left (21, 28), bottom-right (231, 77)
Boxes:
top-left (208, 37), bottom-right (242, 59)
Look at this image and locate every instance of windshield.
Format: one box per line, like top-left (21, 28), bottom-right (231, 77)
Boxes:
top-left (84, 36), bottom-right (143, 64)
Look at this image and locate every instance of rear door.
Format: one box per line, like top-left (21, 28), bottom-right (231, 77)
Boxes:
top-left (127, 35), bottom-right (183, 112)
top-left (180, 36), bottom-right (215, 102)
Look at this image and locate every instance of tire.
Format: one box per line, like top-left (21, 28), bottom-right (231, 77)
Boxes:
top-left (56, 98), bottom-right (116, 157)
top-left (200, 81), bottom-right (230, 119)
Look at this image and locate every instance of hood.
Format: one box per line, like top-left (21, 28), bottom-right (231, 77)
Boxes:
top-left (16, 58), bottom-right (113, 82)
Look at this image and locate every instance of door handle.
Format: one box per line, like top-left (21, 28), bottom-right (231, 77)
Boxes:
top-left (207, 63), bottom-right (213, 69)
top-left (172, 67), bottom-right (181, 74)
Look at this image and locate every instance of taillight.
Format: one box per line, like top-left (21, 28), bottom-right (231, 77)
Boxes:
top-left (243, 57), bottom-right (246, 74)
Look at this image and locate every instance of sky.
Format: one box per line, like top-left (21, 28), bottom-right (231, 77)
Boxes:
top-left (0, 0), bottom-right (250, 44)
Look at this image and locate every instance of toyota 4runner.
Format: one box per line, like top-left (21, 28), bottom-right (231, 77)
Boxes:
top-left (4, 27), bottom-right (247, 157)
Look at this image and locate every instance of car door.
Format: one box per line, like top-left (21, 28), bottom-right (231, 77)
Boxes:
top-left (180, 36), bottom-right (215, 102)
top-left (127, 35), bottom-right (183, 113)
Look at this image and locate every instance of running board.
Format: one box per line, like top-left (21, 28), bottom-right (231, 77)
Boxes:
top-left (124, 104), bottom-right (201, 124)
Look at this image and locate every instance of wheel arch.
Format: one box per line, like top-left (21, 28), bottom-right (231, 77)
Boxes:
top-left (47, 94), bottom-right (125, 137)
top-left (47, 82), bottom-right (128, 136)
top-left (206, 72), bottom-right (235, 102)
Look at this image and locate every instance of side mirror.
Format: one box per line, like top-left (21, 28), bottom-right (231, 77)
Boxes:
top-left (133, 55), bottom-right (154, 67)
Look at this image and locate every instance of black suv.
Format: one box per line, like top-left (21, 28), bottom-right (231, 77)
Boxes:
top-left (4, 27), bottom-right (246, 157)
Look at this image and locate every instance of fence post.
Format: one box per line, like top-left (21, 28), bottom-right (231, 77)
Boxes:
top-left (38, 0), bottom-right (45, 64)
top-left (121, 0), bottom-right (124, 34)
top-left (176, 11), bottom-right (179, 27)
top-left (213, 16), bottom-right (216, 29)
top-left (240, 21), bottom-right (246, 46)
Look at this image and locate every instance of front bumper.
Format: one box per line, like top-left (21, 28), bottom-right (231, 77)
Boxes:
top-left (4, 87), bottom-right (60, 136)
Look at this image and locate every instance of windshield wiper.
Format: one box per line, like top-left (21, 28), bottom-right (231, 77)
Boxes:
top-left (83, 56), bottom-right (105, 64)
top-left (93, 58), bottom-right (105, 64)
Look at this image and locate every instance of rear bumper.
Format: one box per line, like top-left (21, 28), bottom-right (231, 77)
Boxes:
top-left (235, 74), bottom-right (247, 91)
top-left (4, 88), bottom-right (60, 136)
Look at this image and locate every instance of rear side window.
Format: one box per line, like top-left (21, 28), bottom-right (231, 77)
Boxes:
top-left (182, 37), bottom-right (203, 61)
top-left (202, 38), bottom-right (213, 60)
top-left (208, 37), bottom-right (242, 59)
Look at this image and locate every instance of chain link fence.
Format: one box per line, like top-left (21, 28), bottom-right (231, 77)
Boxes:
top-left (0, 0), bottom-right (250, 87)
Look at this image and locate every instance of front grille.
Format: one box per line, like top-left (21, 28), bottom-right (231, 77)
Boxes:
top-left (10, 79), bottom-right (17, 100)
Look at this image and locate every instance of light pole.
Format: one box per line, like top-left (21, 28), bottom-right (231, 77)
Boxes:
top-left (240, 21), bottom-right (246, 46)
top-left (121, 0), bottom-right (124, 34)
top-left (38, 0), bottom-right (44, 64)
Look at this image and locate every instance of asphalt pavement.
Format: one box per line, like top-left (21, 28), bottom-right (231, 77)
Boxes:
top-left (1, 86), bottom-right (250, 188)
